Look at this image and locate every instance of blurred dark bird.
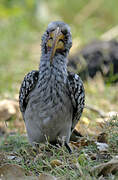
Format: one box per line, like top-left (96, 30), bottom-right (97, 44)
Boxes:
top-left (68, 40), bottom-right (118, 83)
top-left (19, 21), bottom-right (85, 152)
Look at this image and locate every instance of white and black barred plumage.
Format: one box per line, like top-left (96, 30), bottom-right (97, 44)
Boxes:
top-left (19, 70), bottom-right (39, 114)
top-left (19, 21), bottom-right (85, 152)
top-left (19, 71), bottom-right (84, 126)
top-left (67, 72), bottom-right (85, 130)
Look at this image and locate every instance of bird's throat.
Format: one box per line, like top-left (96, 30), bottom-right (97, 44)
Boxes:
top-left (39, 54), bottom-right (68, 87)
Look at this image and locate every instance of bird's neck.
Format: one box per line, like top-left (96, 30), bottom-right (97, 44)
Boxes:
top-left (38, 53), bottom-right (68, 83)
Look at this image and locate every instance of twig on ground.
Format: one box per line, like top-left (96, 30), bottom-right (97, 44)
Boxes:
top-left (101, 25), bottom-right (118, 41)
top-left (74, 0), bottom-right (103, 24)
top-left (85, 105), bottom-right (107, 118)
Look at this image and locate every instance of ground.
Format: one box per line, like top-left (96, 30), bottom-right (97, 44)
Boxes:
top-left (0, 16), bottom-right (118, 179)
top-left (0, 74), bottom-right (118, 179)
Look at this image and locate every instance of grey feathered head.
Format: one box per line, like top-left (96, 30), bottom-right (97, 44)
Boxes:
top-left (41, 21), bottom-right (72, 62)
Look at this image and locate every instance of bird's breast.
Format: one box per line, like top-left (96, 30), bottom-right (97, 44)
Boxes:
top-left (24, 70), bottom-right (73, 142)
top-left (28, 73), bottom-right (72, 119)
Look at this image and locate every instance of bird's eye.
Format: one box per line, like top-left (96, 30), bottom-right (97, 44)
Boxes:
top-left (47, 30), bottom-right (49, 35)
top-left (51, 29), bottom-right (55, 32)
top-left (61, 28), bottom-right (68, 35)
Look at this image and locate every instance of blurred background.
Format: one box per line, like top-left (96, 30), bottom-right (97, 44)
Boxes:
top-left (0, 0), bottom-right (118, 135)
top-left (0, 2), bottom-right (118, 178)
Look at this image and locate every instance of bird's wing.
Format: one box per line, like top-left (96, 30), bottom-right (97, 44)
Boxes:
top-left (19, 70), bottom-right (39, 117)
top-left (67, 71), bottom-right (85, 130)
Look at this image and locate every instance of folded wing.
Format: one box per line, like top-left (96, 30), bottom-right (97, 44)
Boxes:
top-left (67, 72), bottom-right (85, 130)
top-left (19, 70), bottom-right (39, 119)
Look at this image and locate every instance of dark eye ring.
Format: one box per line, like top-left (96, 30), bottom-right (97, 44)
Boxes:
top-left (47, 31), bottom-right (49, 35)
top-left (61, 29), bottom-right (68, 35)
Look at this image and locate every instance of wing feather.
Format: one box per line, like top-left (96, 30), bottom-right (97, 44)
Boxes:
top-left (19, 70), bottom-right (39, 117)
top-left (67, 71), bottom-right (85, 130)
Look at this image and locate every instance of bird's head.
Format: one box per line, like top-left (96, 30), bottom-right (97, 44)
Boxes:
top-left (41, 21), bottom-right (72, 64)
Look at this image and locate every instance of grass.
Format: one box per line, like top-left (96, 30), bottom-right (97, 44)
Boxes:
top-left (0, 41), bottom-right (118, 179)
top-left (0, 116), bottom-right (118, 180)
top-left (0, 134), bottom-right (102, 179)
top-left (0, 1), bottom-right (118, 178)
top-left (0, 22), bottom-right (118, 177)
top-left (0, 18), bottom-right (40, 98)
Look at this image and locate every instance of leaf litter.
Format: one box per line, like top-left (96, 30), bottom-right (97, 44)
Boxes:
top-left (0, 76), bottom-right (118, 179)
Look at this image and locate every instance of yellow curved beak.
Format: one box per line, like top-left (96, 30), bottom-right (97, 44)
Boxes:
top-left (47, 27), bottom-right (64, 64)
